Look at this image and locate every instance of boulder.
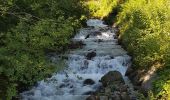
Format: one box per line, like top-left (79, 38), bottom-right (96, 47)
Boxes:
top-left (86, 51), bottom-right (96, 60)
top-left (83, 79), bottom-right (95, 85)
top-left (100, 71), bottom-right (124, 87)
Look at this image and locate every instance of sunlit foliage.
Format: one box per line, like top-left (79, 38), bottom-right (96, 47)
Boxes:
top-left (116, 0), bottom-right (170, 99)
top-left (86, 0), bottom-right (118, 18)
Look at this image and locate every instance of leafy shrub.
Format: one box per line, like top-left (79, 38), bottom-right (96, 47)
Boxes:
top-left (0, 0), bottom-right (86, 99)
top-left (86, 0), bottom-right (118, 18)
top-left (115, 0), bottom-right (170, 99)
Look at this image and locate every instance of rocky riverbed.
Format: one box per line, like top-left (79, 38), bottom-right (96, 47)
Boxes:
top-left (21, 19), bottom-right (135, 100)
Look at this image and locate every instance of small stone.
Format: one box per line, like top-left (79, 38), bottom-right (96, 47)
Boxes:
top-left (59, 84), bottom-right (69, 88)
top-left (86, 51), bottom-right (96, 60)
top-left (59, 84), bottom-right (65, 88)
top-left (85, 34), bottom-right (90, 39)
top-left (83, 60), bottom-right (89, 68)
top-left (98, 39), bottom-right (103, 42)
top-left (84, 91), bottom-right (95, 95)
top-left (83, 79), bottom-right (95, 85)
top-left (69, 85), bottom-right (73, 88)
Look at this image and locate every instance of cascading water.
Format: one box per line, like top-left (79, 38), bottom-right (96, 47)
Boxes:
top-left (21, 19), bottom-right (132, 100)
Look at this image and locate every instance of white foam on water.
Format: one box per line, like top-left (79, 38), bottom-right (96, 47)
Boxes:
top-left (86, 19), bottom-right (108, 27)
top-left (21, 19), bottom-right (131, 100)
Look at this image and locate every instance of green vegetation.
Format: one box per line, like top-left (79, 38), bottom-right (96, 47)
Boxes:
top-left (87, 0), bottom-right (170, 99)
top-left (1, 0), bottom-right (170, 99)
top-left (85, 0), bottom-right (119, 19)
top-left (115, 0), bottom-right (170, 99)
top-left (0, 0), bottom-right (87, 99)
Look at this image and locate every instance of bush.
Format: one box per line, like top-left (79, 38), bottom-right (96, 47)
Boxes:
top-left (116, 0), bottom-right (170, 99)
top-left (86, 0), bottom-right (119, 18)
top-left (0, 0), bottom-right (86, 99)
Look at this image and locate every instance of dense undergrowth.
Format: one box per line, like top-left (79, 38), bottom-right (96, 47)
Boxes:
top-left (87, 0), bottom-right (170, 99)
top-left (0, 0), bottom-right (87, 99)
top-left (115, 0), bottom-right (170, 99)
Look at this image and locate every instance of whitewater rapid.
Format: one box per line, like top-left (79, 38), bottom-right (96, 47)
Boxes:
top-left (21, 19), bottom-right (131, 100)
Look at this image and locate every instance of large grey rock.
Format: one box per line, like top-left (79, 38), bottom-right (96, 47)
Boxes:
top-left (100, 71), bottom-right (124, 87)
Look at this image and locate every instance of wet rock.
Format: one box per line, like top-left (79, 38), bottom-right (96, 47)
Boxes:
top-left (110, 56), bottom-right (114, 59)
top-left (62, 79), bottom-right (70, 83)
top-left (69, 85), bottom-right (73, 88)
top-left (91, 31), bottom-right (102, 36)
top-left (125, 67), bottom-right (133, 76)
top-left (85, 34), bottom-right (90, 39)
top-left (83, 60), bottom-right (89, 69)
top-left (69, 41), bottom-right (84, 49)
top-left (83, 79), bottom-right (95, 85)
top-left (100, 71), bottom-right (124, 87)
top-left (86, 51), bottom-right (96, 60)
top-left (59, 83), bottom-right (70, 88)
top-left (99, 27), bottom-right (109, 32)
top-left (94, 39), bottom-right (103, 43)
top-left (59, 84), bottom-right (65, 88)
top-left (84, 91), bottom-right (95, 95)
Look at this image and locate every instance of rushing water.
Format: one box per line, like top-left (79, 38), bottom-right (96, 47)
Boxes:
top-left (21, 19), bottom-right (131, 100)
